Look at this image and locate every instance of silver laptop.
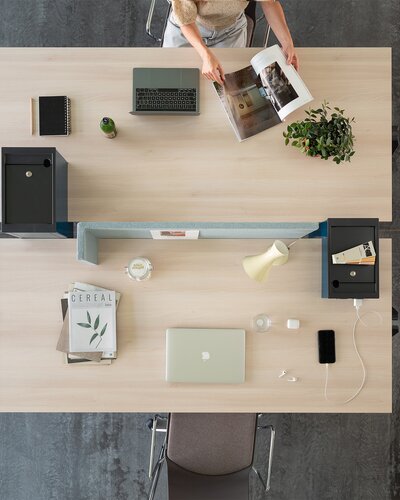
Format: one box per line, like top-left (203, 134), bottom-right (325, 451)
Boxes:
top-left (166, 328), bottom-right (245, 384)
top-left (131, 68), bottom-right (200, 115)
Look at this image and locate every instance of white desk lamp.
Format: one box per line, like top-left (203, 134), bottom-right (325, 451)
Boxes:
top-left (242, 240), bottom-right (289, 282)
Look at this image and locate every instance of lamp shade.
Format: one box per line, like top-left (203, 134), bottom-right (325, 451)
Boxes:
top-left (242, 240), bottom-right (289, 282)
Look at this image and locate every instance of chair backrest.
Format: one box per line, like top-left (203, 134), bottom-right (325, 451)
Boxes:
top-left (245, 1), bottom-right (272, 48)
top-left (244, 2), bottom-right (257, 47)
top-left (166, 413), bottom-right (257, 500)
top-left (244, 1), bottom-right (257, 23)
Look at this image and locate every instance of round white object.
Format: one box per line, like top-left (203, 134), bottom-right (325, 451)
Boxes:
top-left (252, 314), bottom-right (272, 333)
top-left (126, 257), bottom-right (153, 281)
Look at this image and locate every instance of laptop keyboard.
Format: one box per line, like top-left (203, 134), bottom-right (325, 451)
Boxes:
top-left (136, 88), bottom-right (197, 112)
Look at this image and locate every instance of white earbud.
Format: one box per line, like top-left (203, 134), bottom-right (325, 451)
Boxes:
top-left (278, 370), bottom-right (299, 382)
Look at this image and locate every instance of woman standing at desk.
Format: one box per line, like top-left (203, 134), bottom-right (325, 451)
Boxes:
top-left (163, 0), bottom-right (299, 85)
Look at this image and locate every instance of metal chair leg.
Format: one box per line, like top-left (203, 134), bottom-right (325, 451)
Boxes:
top-left (260, 0), bottom-right (274, 47)
top-left (252, 414), bottom-right (275, 494)
top-left (148, 441), bottom-right (166, 500)
top-left (146, 415), bottom-right (168, 500)
top-left (146, 0), bottom-right (160, 43)
top-left (263, 25), bottom-right (272, 48)
top-left (146, 0), bottom-right (171, 47)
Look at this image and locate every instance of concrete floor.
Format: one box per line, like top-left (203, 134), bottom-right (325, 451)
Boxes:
top-left (0, 1), bottom-right (399, 499)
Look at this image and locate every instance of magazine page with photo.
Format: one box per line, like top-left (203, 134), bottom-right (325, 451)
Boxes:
top-left (251, 44), bottom-right (313, 121)
top-left (213, 44), bottom-right (312, 141)
top-left (213, 65), bottom-right (281, 141)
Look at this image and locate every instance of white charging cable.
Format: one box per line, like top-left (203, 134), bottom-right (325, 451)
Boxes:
top-left (354, 298), bottom-right (368, 326)
top-left (324, 299), bottom-right (382, 405)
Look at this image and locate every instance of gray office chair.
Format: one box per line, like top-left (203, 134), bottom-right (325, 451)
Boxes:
top-left (146, 413), bottom-right (275, 500)
top-left (146, 0), bottom-right (272, 48)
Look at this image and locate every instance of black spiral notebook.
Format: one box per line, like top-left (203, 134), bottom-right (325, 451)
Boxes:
top-left (39, 96), bottom-right (71, 136)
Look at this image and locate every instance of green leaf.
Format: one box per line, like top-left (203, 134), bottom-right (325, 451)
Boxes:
top-left (89, 333), bottom-right (98, 345)
top-left (87, 311), bottom-right (91, 325)
top-left (77, 323), bottom-right (91, 328)
top-left (94, 314), bottom-right (100, 330)
top-left (100, 323), bottom-right (108, 336)
top-left (285, 138), bottom-right (289, 145)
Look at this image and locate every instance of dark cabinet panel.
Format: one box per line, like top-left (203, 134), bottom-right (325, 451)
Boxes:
top-left (1, 147), bottom-right (72, 238)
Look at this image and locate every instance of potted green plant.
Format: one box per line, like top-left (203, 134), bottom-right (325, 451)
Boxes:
top-left (283, 101), bottom-right (355, 164)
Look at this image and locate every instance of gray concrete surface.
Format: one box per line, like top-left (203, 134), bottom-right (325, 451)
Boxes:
top-left (0, 411), bottom-right (394, 500)
top-left (0, 1), bottom-right (399, 499)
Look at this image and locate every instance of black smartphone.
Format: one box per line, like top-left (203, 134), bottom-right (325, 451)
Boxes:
top-left (318, 330), bottom-right (336, 364)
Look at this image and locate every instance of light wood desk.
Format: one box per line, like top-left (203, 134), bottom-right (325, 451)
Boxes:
top-left (0, 48), bottom-right (392, 413)
top-left (0, 47), bottom-right (392, 223)
top-left (0, 239), bottom-right (391, 413)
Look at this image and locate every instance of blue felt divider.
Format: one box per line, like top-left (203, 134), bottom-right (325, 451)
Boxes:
top-left (77, 221), bottom-right (319, 265)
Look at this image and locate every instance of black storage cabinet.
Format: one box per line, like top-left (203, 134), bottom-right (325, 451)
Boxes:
top-left (322, 218), bottom-right (379, 299)
top-left (1, 147), bottom-right (72, 238)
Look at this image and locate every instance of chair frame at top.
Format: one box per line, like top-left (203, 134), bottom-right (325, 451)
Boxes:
top-left (146, 0), bottom-right (272, 48)
top-left (146, 413), bottom-right (275, 500)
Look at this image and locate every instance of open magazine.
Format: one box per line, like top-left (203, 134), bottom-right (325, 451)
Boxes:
top-left (213, 45), bottom-right (313, 141)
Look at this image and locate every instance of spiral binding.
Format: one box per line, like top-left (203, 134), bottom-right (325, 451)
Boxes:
top-left (65, 96), bottom-right (71, 135)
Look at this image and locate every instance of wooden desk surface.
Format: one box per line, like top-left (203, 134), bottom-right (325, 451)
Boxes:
top-left (0, 47), bottom-right (392, 223)
top-left (0, 239), bottom-right (391, 413)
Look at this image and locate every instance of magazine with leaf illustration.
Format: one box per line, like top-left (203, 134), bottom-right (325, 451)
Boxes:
top-left (68, 290), bottom-right (116, 353)
top-left (213, 44), bottom-right (313, 141)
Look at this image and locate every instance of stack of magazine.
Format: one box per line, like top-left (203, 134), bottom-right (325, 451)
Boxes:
top-left (56, 282), bottom-right (120, 365)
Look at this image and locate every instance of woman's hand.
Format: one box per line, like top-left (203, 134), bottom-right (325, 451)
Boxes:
top-left (179, 23), bottom-right (225, 85)
top-left (282, 43), bottom-right (299, 71)
top-left (201, 50), bottom-right (225, 85)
